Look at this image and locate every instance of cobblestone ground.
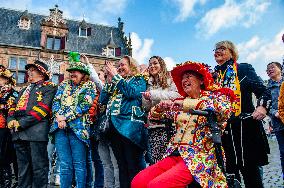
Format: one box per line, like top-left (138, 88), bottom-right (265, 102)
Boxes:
top-left (263, 136), bottom-right (283, 188)
top-left (19, 136), bottom-right (284, 188)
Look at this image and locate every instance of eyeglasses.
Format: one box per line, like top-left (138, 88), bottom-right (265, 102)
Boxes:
top-left (213, 46), bottom-right (227, 52)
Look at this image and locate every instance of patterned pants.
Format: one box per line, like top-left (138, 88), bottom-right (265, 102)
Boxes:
top-left (148, 125), bottom-right (176, 164)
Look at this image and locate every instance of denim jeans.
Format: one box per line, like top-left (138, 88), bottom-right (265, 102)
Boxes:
top-left (55, 129), bottom-right (87, 188)
top-left (98, 139), bottom-right (120, 188)
top-left (47, 140), bottom-right (60, 182)
top-left (92, 141), bottom-right (104, 188)
top-left (86, 141), bottom-right (104, 188)
top-left (275, 129), bottom-right (284, 179)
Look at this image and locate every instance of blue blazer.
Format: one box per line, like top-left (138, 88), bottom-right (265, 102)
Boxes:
top-left (99, 74), bottom-right (147, 149)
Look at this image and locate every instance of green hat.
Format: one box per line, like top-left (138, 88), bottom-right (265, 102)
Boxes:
top-left (66, 52), bottom-right (90, 75)
top-left (67, 61), bottom-right (90, 75)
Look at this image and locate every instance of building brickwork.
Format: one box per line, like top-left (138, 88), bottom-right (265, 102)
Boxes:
top-left (0, 5), bottom-right (132, 86)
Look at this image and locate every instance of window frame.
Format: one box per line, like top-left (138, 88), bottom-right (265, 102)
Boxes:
top-left (8, 56), bottom-right (27, 84)
top-left (18, 18), bottom-right (31, 30)
top-left (79, 27), bottom-right (87, 37)
top-left (51, 73), bottom-right (60, 84)
top-left (46, 36), bottom-right (62, 50)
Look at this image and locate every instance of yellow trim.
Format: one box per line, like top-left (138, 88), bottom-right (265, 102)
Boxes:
top-left (32, 106), bottom-right (47, 117)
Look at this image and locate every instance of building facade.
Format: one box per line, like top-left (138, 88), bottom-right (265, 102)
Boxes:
top-left (0, 5), bottom-right (132, 86)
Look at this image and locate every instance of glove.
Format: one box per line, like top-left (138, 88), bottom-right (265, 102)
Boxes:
top-left (7, 120), bottom-right (16, 129)
top-left (14, 120), bottom-right (20, 131)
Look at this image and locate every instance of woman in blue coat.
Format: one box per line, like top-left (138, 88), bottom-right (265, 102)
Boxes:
top-left (99, 55), bottom-right (147, 188)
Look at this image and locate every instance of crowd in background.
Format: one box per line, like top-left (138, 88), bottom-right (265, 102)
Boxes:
top-left (0, 40), bottom-right (283, 188)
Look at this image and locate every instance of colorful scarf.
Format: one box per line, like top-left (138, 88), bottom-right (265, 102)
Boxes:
top-left (215, 59), bottom-right (241, 116)
top-left (15, 84), bottom-right (32, 111)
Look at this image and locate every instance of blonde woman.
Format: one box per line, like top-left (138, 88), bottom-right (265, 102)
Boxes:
top-left (142, 56), bottom-right (180, 164)
top-left (100, 55), bottom-right (147, 188)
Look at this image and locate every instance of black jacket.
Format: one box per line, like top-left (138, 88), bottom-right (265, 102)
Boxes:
top-left (7, 81), bottom-right (57, 142)
top-left (215, 61), bottom-right (271, 168)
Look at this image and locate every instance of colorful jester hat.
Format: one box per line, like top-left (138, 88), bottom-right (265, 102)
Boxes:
top-left (66, 52), bottom-right (90, 75)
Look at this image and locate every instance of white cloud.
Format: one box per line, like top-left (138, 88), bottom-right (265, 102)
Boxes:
top-left (0, 0), bottom-right (32, 10)
top-left (196, 0), bottom-right (271, 37)
top-left (96, 0), bottom-right (127, 14)
top-left (171, 0), bottom-right (208, 22)
top-left (87, 0), bottom-right (128, 24)
top-left (237, 29), bottom-right (284, 79)
top-left (164, 57), bottom-right (178, 71)
top-left (131, 32), bottom-right (154, 65)
top-left (0, 0), bottom-right (129, 25)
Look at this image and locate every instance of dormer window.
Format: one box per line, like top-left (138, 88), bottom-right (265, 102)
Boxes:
top-left (79, 19), bottom-right (91, 37)
top-left (79, 27), bottom-right (91, 37)
top-left (79, 27), bottom-right (87, 37)
top-left (102, 31), bottom-right (120, 57)
top-left (18, 10), bottom-right (31, 30)
top-left (18, 18), bottom-right (31, 30)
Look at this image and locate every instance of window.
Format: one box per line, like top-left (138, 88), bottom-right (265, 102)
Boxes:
top-left (115, 47), bottom-right (121, 57)
top-left (46, 36), bottom-right (64, 50)
top-left (79, 27), bottom-right (91, 37)
top-left (9, 57), bottom-right (27, 84)
top-left (102, 47), bottom-right (121, 57)
top-left (108, 48), bottom-right (115, 57)
top-left (79, 28), bottom-right (87, 37)
top-left (51, 74), bottom-right (59, 84)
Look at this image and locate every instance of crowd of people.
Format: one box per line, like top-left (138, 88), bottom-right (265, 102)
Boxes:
top-left (0, 40), bottom-right (283, 188)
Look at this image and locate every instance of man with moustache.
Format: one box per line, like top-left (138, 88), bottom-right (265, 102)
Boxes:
top-left (7, 60), bottom-right (57, 188)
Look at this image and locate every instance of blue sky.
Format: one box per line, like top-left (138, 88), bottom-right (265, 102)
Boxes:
top-left (1, 0), bottom-right (284, 79)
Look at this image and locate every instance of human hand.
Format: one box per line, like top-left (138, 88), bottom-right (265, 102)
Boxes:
top-left (80, 53), bottom-right (89, 64)
top-left (158, 100), bottom-right (173, 111)
top-left (105, 61), bottom-right (118, 77)
top-left (275, 112), bottom-right (280, 118)
top-left (58, 121), bottom-right (67, 129)
top-left (142, 91), bottom-right (151, 100)
top-left (252, 106), bottom-right (267, 120)
top-left (14, 121), bottom-right (20, 132)
top-left (7, 120), bottom-right (16, 129)
top-left (171, 99), bottom-right (183, 111)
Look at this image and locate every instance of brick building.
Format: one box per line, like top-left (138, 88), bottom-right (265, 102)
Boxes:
top-left (0, 5), bottom-right (132, 86)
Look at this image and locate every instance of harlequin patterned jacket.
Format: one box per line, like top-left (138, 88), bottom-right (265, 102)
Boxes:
top-left (7, 81), bottom-right (57, 141)
top-left (149, 90), bottom-right (232, 188)
top-left (99, 74), bottom-right (147, 149)
top-left (50, 80), bottom-right (97, 145)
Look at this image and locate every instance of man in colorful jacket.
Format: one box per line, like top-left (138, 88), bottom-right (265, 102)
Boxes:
top-left (50, 53), bottom-right (97, 188)
top-left (7, 60), bottom-right (57, 188)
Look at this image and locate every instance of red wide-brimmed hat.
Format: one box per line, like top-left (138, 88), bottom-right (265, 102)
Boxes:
top-left (171, 61), bottom-right (214, 97)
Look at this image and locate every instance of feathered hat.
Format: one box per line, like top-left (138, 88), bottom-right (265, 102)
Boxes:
top-left (0, 68), bottom-right (16, 86)
top-left (25, 60), bottom-right (50, 81)
top-left (171, 61), bottom-right (214, 97)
